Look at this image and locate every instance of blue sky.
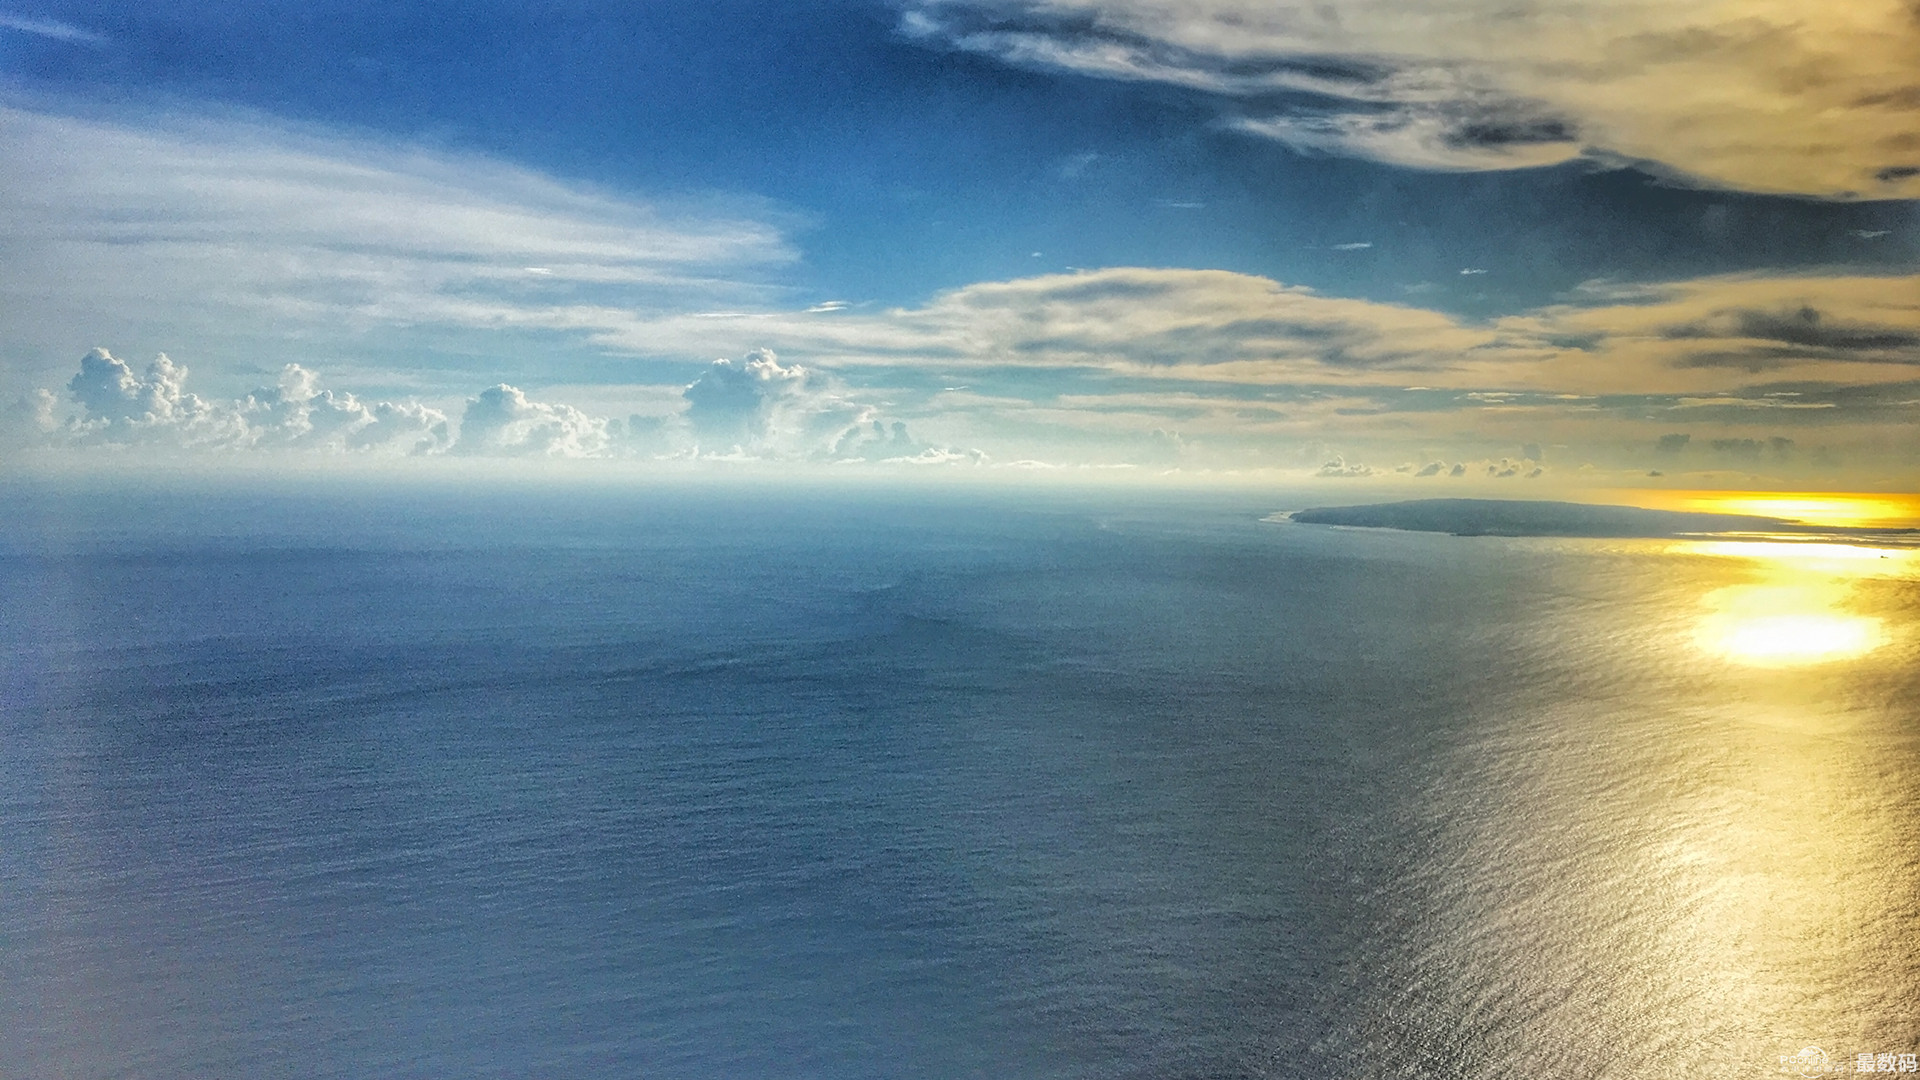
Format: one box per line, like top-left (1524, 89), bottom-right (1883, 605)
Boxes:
top-left (2, 0), bottom-right (1916, 486)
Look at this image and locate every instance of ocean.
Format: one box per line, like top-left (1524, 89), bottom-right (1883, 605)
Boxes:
top-left (2, 480), bottom-right (1915, 1079)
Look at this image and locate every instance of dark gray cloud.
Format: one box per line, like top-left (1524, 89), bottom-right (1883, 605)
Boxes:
top-left (1664, 305), bottom-right (1920, 356)
top-left (1708, 436), bottom-right (1796, 461)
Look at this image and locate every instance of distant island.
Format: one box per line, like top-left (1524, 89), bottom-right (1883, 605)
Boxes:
top-left (1280, 498), bottom-right (1914, 539)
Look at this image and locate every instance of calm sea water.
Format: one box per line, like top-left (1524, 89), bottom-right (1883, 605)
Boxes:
top-left (2, 482), bottom-right (1915, 1079)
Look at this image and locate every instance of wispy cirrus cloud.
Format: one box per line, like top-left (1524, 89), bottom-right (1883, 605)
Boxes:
top-left (525, 264), bottom-right (1918, 475)
top-left (7, 103), bottom-right (1909, 403)
top-left (0, 12), bottom-right (103, 43)
top-left (485, 266), bottom-right (1538, 383)
top-left (896, 0), bottom-right (1920, 197)
top-left (0, 104), bottom-right (796, 387)
top-left (1501, 273), bottom-right (1920, 393)
top-left (450, 265), bottom-right (1920, 399)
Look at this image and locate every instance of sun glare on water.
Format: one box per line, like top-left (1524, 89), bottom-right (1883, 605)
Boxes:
top-left (1698, 603), bottom-right (1885, 665)
top-left (1682, 543), bottom-right (1912, 666)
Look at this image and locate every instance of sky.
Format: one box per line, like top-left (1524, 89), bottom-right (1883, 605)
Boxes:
top-left (1, 0), bottom-right (1916, 489)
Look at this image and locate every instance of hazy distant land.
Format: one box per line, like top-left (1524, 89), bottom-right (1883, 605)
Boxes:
top-left (1280, 498), bottom-right (1915, 539)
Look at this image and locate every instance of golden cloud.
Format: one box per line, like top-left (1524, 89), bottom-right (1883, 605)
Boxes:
top-left (904, 0), bottom-right (1920, 196)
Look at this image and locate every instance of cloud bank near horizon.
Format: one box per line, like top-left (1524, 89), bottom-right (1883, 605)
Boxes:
top-left (4, 348), bottom-right (982, 466)
top-left (8, 337), bottom-right (1911, 486)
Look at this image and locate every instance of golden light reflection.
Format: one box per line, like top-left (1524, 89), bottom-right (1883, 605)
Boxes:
top-left (1679, 541), bottom-right (1913, 666)
top-left (1629, 491), bottom-right (1920, 529)
top-left (1585, 529), bottom-right (1919, 1065)
top-left (1686, 541), bottom-right (1919, 574)
top-left (1697, 600), bottom-right (1884, 664)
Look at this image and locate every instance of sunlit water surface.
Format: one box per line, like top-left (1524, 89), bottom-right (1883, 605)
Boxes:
top-left (1, 486), bottom-right (1915, 1079)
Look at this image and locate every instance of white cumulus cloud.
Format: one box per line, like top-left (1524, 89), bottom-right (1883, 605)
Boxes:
top-left (682, 348), bottom-right (982, 463)
top-left (452, 384), bottom-right (612, 458)
top-left (12, 348), bottom-right (450, 453)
